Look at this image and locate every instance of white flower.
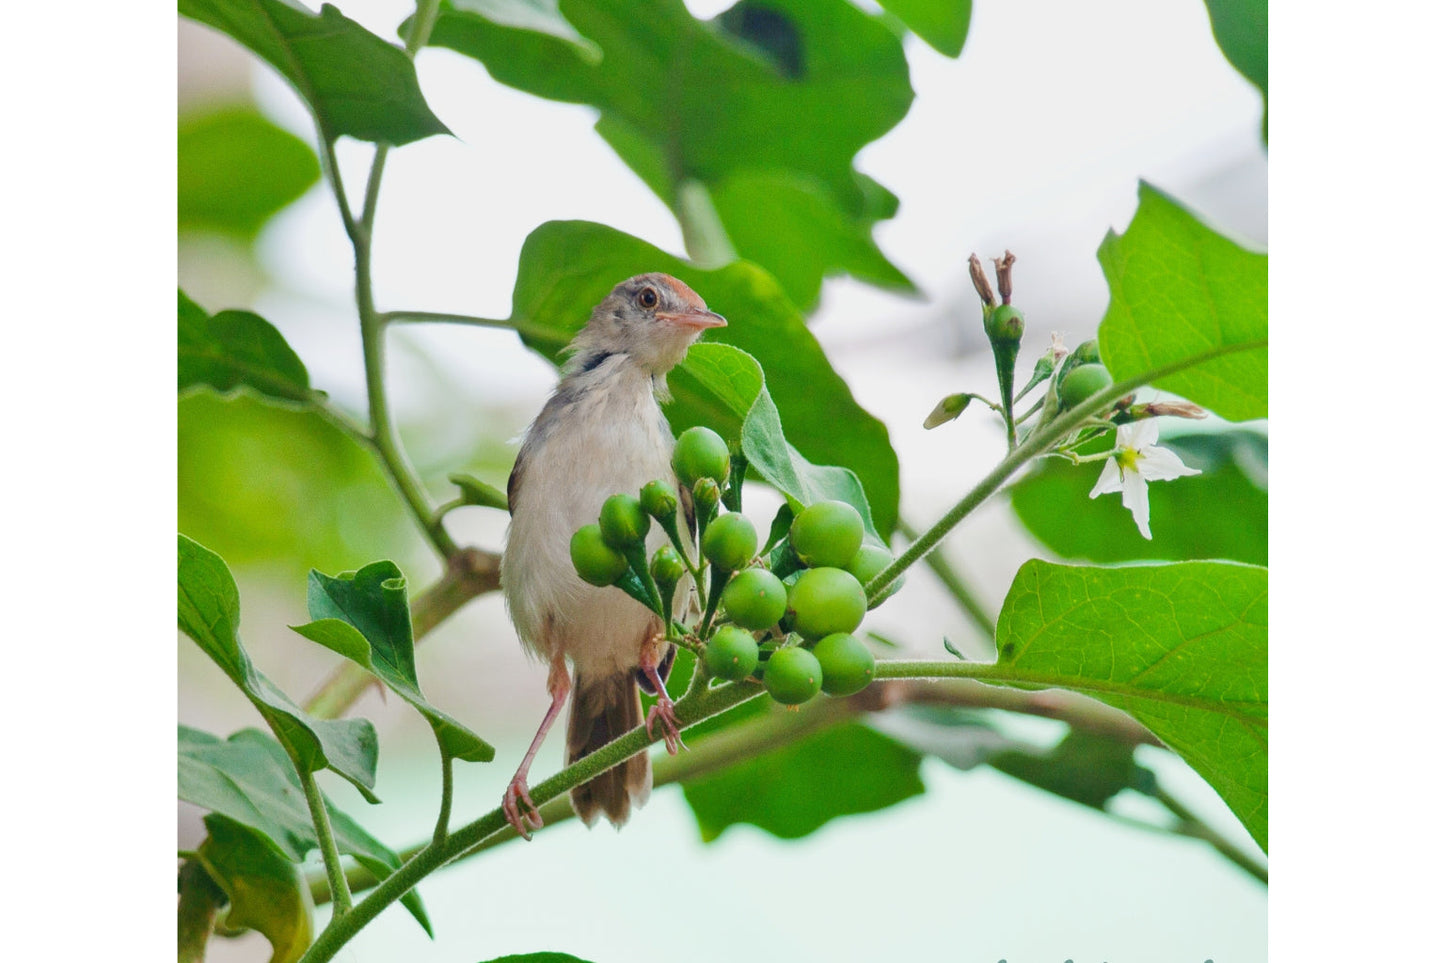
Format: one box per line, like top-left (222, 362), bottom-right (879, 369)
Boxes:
top-left (1088, 419), bottom-right (1201, 539)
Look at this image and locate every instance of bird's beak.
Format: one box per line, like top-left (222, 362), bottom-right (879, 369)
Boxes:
top-left (657, 309), bottom-right (727, 330)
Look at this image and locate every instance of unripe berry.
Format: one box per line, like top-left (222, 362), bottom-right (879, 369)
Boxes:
top-left (704, 626), bottom-right (759, 682)
top-left (673, 426), bottom-right (731, 489)
top-left (570, 524), bottom-right (628, 586)
top-left (786, 567), bottom-right (866, 640)
top-left (763, 647), bottom-right (823, 705)
top-left (813, 632), bottom-right (875, 696)
top-left (639, 479), bottom-right (678, 521)
top-left (846, 544), bottom-right (901, 608)
top-left (650, 545), bottom-right (687, 590)
top-left (789, 500), bottom-right (865, 569)
top-left (720, 567), bottom-right (787, 630)
top-left (702, 513), bottom-right (758, 571)
top-left (1059, 363), bottom-right (1112, 409)
top-left (985, 304), bottom-right (1024, 344)
top-left (598, 493), bottom-right (650, 548)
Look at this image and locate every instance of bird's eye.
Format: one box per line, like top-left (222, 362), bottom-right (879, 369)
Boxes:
top-left (637, 287), bottom-right (659, 309)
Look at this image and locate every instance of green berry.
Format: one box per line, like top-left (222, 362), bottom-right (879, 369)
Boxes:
top-left (704, 626), bottom-right (759, 682)
top-left (673, 426), bottom-right (731, 489)
top-left (1070, 339), bottom-right (1101, 365)
top-left (813, 633), bottom-right (875, 696)
top-left (1060, 363), bottom-right (1112, 409)
top-left (985, 304), bottom-right (1024, 343)
top-left (702, 513), bottom-right (758, 571)
top-left (650, 545), bottom-right (687, 590)
top-left (693, 476), bottom-right (721, 513)
top-left (721, 568), bottom-right (787, 630)
top-left (786, 567), bottom-right (866, 641)
top-left (763, 647), bottom-right (823, 705)
top-left (846, 544), bottom-right (901, 608)
top-left (570, 524), bottom-right (628, 586)
top-left (598, 493), bottom-right (650, 548)
top-left (639, 479), bottom-right (678, 521)
top-left (789, 500), bottom-right (864, 569)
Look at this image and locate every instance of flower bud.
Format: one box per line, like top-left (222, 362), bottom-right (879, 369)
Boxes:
top-left (650, 544), bottom-right (687, 591)
top-left (693, 476), bottom-right (721, 513)
top-left (639, 479), bottom-right (679, 521)
top-left (923, 392), bottom-right (970, 430)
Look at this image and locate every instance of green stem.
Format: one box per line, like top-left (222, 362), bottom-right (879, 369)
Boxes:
top-left (864, 341), bottom-right (1266, 607)
top-left (298, 766), bottom-right (352, 915)
top-left (381, 310), bottom-right (570, 354)
top-left (1154, 786), bottom-right (1268, 885)
top-left (299, 680), bottom-right (767, 962)
top-left (433, 754), bottom-right (454, 845)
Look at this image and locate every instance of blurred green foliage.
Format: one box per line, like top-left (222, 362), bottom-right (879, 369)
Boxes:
top-left (179, 107), bottom-right (320, 240)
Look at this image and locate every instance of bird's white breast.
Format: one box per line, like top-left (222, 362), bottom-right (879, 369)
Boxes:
top-left (501, 359), bottom-right (679, 673)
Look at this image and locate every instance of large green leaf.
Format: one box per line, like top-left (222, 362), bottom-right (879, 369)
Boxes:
top-left (179, 106), bottom-right (321, 239)
top-left (427, 0), bottom-right (915, 307)
top-left (179, 290), bottom-right (313, 405)
top-left (994, 560), bottom-right (1267, 850)
top-left (179, 726), bottom-right (431, 934)
top-left (178, 534), bottom-right (380, 800)
top-left (506, 221), bottom-right (900, 533)
top-left (1097, 183), bottom-right (1267, 422)
top-left (1203, 0), bottom-right (1266, 102)
top-left (197, 814), bottom-right (313, 963)
top-left (1010, 430), bottom-right (1267, 565)
top-left (876, 0), bottom-right (972, 57)
top-left (179, 0), bottom-right (448, 145)
top-left (681, 721), bottom-right (924, 841)
top-left (292, 562), bottom-right (495, 762)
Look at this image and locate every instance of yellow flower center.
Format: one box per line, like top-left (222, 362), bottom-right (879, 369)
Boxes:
top-left (1118, 447), bottom-right (1140, 472)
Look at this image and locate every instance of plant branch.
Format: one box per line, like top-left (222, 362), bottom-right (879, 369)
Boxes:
top-left (864, 341), bottom-right (1267, 607)
top-left (304, 547), bottom-right (501, 718)
top-left (1153, 785), bottom-right (1268, 884)
top-left (298, 766), bottom-right (352, 915)
top-left (433, 754), bottom-right (454, 845)
top-left (380, 309), bottom-right (571, 354)
top-left (298, 679), bottom-right (768, 962)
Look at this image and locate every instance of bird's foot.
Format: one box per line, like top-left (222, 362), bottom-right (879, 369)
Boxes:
top-left (645, 694), bottom-right (685, 755)
top-left (503, 774), bottom-right (544, 840)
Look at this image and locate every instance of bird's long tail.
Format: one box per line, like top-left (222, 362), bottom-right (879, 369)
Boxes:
top-left (567, 670), bottom-right (651, 828)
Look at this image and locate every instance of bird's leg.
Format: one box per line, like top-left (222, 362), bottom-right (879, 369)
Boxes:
top-left (640, 637), bottom-right (684, 755)
top-left (503, 653), bottom-right (570, 840)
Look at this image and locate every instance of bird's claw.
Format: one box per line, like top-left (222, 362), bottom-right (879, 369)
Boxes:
top-left (503, 777), bottom-right (544, 840)
top-left (645, 697), bottom-right (685, 755)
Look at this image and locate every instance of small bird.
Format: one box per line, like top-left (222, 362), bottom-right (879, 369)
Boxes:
top-left (500, 273), bottom-right (726, 836)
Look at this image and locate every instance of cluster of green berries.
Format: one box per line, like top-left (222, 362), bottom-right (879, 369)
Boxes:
top-left (570, 425), bottom-right (898, 709)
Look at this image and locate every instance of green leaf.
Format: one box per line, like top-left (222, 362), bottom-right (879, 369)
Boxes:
top-left (994, 559), bottom-right (1267, 850)
top-left (1011, 430), bottom-right (1267, 565)
top-left (179, 290), bottom-right (313, 405)
top-left (293, 562), bottom-right (495, 762)
top-left (682, 721), bottom-right (924, 841)
top-left (1097, 182), bottom-right (1267, 422)
top-left (1202, 0), bottom-right (1266, 101)
top-left (505, 221), bottom-right (899, 533)
top-left (449, 471), bottom-right (510, 510)
top-left (444, 0), bottom-right (600, 59)
top-left (179, 726), bottom-right (432, 935)
top-left (197, 814), bottom-right (313, 963)
top-left (479, 955), bottom-right (595, 963)
top-left (179, 106), bottom-right (321, 239)
top-left (989, 729), bottom-right (1154, 810)
top-left (428, 0), bottom-right (915, 304)
top-left (178, 534), bottom-right (380, 800)
top-left (178, 861), bottom-right (228, 963)
top-left (708, 172), bottom-right (914, 310)
top-left (179, 0), bottom-right (448, 145)
top-left (876, 0), bottom-right (972, 57)
top-left (680, 343), bottom-right (883, 541)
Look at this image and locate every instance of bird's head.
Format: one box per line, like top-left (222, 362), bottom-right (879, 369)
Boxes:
top-left (567, 273), bottom-right (727, 376)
